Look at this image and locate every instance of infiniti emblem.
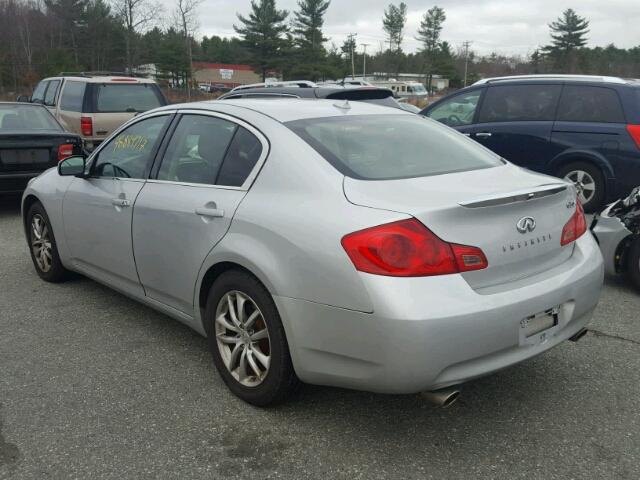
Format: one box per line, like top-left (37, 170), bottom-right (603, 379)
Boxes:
top-left (516, 216), bottom-right (536, 234)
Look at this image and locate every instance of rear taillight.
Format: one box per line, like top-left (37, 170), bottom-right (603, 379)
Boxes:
top-left (627, 125), bottom-right (640, 149)
top-left (57, 143), bottom-right (74, 162)
top-left (80, 116), bottom-right (93, 137)
top-left (341, 218), bottom-right (488, 277)
top-left (560, 201), bottom-right (587, 246)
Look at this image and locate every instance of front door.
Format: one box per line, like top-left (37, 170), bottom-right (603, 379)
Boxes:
top-left (132, 112), bottom-right (267, 315)
top-left (62, 114), bottom-right (172, 294)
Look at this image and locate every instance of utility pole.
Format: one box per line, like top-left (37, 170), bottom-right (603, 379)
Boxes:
top-left (347, 33), bottom-right (357, 79)
top-left (361, 43), bottom-right (370, 78)
top-left (462, 40), bottom-right (472, 87)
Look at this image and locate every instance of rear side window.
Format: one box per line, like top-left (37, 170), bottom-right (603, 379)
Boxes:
top-left (556, 86), bottom-right (625, 123)
top-left (43, 80), bottom-right (60, 106)
top-left (94, 84), bottom-right (165, 113)
top-left (156, 115), bottom-right (237, 185)
top-left (217, 127), bottom-right (263, 187)
top-left (60, 81), bottom-right (86, 112)
top-left (287, 114), bottom-right (502, 180)
top-left (479, 85), bottom-right (561, 123)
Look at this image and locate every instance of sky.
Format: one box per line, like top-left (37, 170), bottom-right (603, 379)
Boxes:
top-left (186, 0), bottom-right (640, 57)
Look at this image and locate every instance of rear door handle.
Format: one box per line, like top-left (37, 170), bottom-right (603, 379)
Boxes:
top-left (475, 132), bottom-right (492, 138)
top-left (111, 198), bottom-right (131, 207)
top-left (195, 207), bottom-right (224, 218)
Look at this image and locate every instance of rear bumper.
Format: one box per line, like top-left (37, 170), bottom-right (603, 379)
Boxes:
top-left (275, 233), bottom-right (604, 394)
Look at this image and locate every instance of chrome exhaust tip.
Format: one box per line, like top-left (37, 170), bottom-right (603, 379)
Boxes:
top-left (569, 328), bottom-right (589, 343)
top-left (420, 387), bottom-right (460, 408)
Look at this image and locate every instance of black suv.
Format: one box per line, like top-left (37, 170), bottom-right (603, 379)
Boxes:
top-left (422, 75), bottom-right (640, 212)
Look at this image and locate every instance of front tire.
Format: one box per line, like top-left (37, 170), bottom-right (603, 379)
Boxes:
top-left (26, 202), bottom-right (71, 283)
top-left (626, 238), bottom-right (640, 291)
top-left (204, 270), bottom-right (299, 406)
top-left (558, 161), bottom-right (605, 213)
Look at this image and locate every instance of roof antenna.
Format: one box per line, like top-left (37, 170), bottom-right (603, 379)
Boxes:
top-left (333, 99), bottom-right (351, 111)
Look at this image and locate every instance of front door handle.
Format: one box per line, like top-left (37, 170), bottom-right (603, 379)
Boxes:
top-left (111, 198), bottom-right (131, 207)
top-left (475, 132), bottom-right (492, 138)
top-left (195, 207), bottom-right (224, 218)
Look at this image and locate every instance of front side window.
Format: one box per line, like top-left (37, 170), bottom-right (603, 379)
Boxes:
top-left (287, 114), bottom-right (502, 181)
top-left (557, 86), bottom-right (625, 123)
top-left (478, 85), bottom-right (561, 123)
top-left (156, 115), bottom-right (237, 185)
top-left (92, 116), bottom-right (169, 179)
top-left (44, 80), bottom-right (60, 106)
top-left (31, 81), bottom-right (48, 103)
top-left (60, 81), bottom-right (86, 112)
top-left (426, 90), bottom-right (481, 127)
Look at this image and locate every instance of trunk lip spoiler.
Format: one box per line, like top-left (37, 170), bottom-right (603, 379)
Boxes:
top-left (459, 184), bottom-right (568, 208)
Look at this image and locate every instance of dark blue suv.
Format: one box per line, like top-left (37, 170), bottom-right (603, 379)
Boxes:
top-left (421, 75), bottom-right (640, 212)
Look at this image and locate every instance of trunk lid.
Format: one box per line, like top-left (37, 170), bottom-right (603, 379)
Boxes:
top-left (343, 164), bottom-right (577, 289)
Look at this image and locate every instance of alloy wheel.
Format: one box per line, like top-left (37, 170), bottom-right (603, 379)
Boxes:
top-left (215, 290), bottom-right (271, 387)
top-left (31, 214), bottom-right (52, 273)
top-left (564, 169), bottom-right (596, 205)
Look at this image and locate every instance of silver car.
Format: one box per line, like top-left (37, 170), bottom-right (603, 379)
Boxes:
top-left (22, 99), bottom-right (604, 406)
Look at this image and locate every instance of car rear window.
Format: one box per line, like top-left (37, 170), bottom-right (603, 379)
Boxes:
top-left (0, 104), bottom-right (61, 131)
top-left (556, 86), bottom-right (625, 123)
top-left (287, 114), bottom-right (503, 180)
top-left (95, 84), bottom-right (164, 113)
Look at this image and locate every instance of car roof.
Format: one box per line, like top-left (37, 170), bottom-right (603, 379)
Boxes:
top-left (158, 98), bottom-right (411, 123)
top-left (473, 74), bottom-right (634, 86)
top-left (0, 101), bottom-right (47, 108)
top-left (220, 85), bottom-right (393, 100)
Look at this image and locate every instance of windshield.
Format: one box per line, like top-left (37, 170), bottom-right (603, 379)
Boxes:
top-left (287, 114), bottom-right (502, 180)
top-left (95, 84), bottom-right (164, 113)
top-left (0, 104), bottom-right (61, 131)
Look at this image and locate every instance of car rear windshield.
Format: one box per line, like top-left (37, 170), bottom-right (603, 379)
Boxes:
top-left (0, 104), bottom-right (61, 131)
top-left (94, 84), bottom-right (164, 113)
top-left (287, 114), bottom-right (503, 180)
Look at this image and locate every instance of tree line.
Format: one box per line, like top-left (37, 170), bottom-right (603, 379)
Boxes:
top-left (1, 0), bottom-right (639, 94)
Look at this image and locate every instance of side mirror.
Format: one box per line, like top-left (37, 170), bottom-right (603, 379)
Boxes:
top-left (16, 95), bottom-right (30, 102)
top-left (58, 156), bottom-right (86, 177)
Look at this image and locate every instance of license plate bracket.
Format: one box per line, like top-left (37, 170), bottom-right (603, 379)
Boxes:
top-left (521, 307), bottom-right (559, 339)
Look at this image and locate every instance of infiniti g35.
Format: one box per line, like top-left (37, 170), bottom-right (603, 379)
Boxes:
top-left (21, 99), bottom-right (604, 406)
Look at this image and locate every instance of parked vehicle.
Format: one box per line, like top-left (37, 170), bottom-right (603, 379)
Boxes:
top-left (0, 102), bottom-right (82, 194)
top-left (22, 99), bottom-right (603, 406)
top-left (19, 73), bottom-right (168, 151)
top-left (219, 84), bottom-right (410, 111)
top-left (371, 80), bottom-right (428, 99)
top-left (591, 186), bottom-right (640, 290)
top-left (421, 75), bottom-right (640, 213)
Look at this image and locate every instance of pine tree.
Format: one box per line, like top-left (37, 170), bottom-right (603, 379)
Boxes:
top-left (234, 0), bottom-right (289, 81)
top-left (546, 8), bottom-right (589, 53)
top-left (382, 2), bottom-right (407, 53)
top-left (416, 5), bottom-right (446, 91)
top-left (290, 0), bottom-right (331, 80)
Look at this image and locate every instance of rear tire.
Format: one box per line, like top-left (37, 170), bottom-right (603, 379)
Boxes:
top-left (626, 238), bottom-right (640, 292)
top-left (26, 202), bottom-right (71, 283)
top-left (557, 161), bottom-right (605, 213)
top-left (204, 269), bottom-right (300, 406)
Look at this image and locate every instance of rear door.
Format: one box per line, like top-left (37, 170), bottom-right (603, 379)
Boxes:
top-left (57, 79), bottom-right (87, 136)
top-left (132, 111), bottom-right (267, 315)
top-left (62, 113), bottom-right (172, 294)
top-left (468, 84), bottom-right (561, 172)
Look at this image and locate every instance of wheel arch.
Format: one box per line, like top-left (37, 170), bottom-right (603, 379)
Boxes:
top-left (22, 194), bottom-right (42, 237)
top-left (549, 150), bottom-right (615, 181)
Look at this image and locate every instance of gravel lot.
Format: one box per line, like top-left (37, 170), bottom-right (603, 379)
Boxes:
top-left (1, 194), bottom-right (639, 480)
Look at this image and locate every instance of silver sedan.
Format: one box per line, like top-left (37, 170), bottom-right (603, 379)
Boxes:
top-left (22, 99), bottom-right (604, 406)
